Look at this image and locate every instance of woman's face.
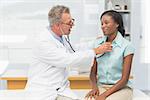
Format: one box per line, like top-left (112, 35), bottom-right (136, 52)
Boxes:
top-left (101, 15), bottom-right (119, 36)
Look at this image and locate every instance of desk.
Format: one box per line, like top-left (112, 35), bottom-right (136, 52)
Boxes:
top-left (0, 75), bottom-right (91, 90)
top-left (0, 65), bottom-right (92, 89)
top-left (0, 65), bottom-right (28, 90)
top-left (0, 77), bottom-right (27, 90)
top-left (0, 65), bottom-right (133, 90)
top-left (1, 75), bottom-right (133, 90)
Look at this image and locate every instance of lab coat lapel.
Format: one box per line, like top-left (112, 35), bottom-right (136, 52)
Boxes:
top-left (48, 28), bottom-right (74, 53)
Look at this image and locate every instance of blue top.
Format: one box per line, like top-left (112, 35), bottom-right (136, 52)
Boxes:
top-left (95, 32), bottom-right (135, 87)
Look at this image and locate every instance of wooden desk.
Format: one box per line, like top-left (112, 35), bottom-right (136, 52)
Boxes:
top-left (69, 75), bottom-right (91, 89)
top-left (0, 75), bottom-right (133, 90)
top-left (0, 66), bottom-right (92, 90)
top-left (0, 64), bottom-right (133, 90)
top-left (0, 68), bottom-right (28, 90)
top-left (0, 75), bottom-right (91, 90)
top-left (0, 77), bottom-right (27, 90)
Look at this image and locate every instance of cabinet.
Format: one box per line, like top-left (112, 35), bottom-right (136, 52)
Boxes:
top-left (105, 0), bottom-right (131, 40)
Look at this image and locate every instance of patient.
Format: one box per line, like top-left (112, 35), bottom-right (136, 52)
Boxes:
top-left (85, 10), bottom-right (135, 100)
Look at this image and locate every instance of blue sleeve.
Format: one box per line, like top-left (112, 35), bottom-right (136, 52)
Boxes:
top-left (124, 43), bottom-right (135, 57)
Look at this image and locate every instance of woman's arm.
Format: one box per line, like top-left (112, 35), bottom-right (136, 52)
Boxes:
top-left (85, 58), bottom-right (99, 99)
top-left (90, 58), bottom-right (98, 89)
top-left (98, 54), bottom-right (134, 98)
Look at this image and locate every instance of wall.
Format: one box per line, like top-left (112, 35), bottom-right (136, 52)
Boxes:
top-left (0, 0), bottom-right (105, 64)
top-left (131, 0), bottom-right (150, 90)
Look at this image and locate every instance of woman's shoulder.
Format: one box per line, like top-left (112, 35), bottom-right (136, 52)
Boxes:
top-left (121, 38), bottom-right (135, 55)
top-left (122, 37), bottom-right (133, 47)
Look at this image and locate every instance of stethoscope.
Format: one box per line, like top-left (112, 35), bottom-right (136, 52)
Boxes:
top-left (64, 35), bottom-right (75, 52)
top-left (60, 26), bottom-right (75, 52)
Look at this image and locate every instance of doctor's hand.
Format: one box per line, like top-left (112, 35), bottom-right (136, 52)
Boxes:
top-left (93, 42), bottom-right (112, 55)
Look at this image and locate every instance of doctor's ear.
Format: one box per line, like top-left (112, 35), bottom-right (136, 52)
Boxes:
top-left (54, 23), bottom-right (61, 28)
top-left (55, 23), bottom-right (60, 26)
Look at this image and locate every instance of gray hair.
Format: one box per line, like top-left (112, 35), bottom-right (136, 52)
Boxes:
top-left (48, 5), bottom-right (70, 26)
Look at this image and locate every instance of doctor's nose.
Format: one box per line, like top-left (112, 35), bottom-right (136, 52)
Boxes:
top-left (70, 18), bottom-right (75, 26)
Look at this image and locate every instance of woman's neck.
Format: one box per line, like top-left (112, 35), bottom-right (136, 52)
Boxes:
top-left (107, 32), bottom-right (117, 42)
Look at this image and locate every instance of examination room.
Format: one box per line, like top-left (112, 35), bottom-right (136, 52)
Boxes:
top-left (0, 0), bottom-right (150, 100)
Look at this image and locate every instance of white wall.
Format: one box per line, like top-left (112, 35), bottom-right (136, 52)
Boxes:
top-left (141, 0), bottom-right (150, 90)
top-left (0, 0), bottom-right (104, 64)
top-left (141, 0), bottom-right (150, 63)
top-left (149, 67), bottom-right (150, 90)
top-left (131, 0), bottom-right (150, 90)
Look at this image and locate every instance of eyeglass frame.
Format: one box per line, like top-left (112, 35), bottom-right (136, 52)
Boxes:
top-left (60, 18), bottom-right (75, 26)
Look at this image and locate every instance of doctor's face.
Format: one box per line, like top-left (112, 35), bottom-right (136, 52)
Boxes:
top-left (60, 13), bottom-right (74, 35)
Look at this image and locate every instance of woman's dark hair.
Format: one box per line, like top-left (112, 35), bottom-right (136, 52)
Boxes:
top-left (100, 10), bottom-right (125, 37)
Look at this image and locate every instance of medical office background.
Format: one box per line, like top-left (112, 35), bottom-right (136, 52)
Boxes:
top-left (0, 0), bottom-right (150, 92)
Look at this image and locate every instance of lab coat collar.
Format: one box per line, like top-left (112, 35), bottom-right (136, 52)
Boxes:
top-left (47, 26), bottom-right (64, 44)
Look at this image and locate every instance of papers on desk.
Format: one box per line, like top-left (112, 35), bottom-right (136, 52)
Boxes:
top-left (69, 70), bottom-right (79, 76)
top-left (0, 61), bottom-right (9, 76)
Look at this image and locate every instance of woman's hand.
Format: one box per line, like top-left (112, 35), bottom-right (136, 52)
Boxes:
top-left (95, 94), bottom-right (106, 100)
top-left (85, 87), bottom-right (99, 100)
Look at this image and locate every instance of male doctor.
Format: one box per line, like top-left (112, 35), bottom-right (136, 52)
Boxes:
top-left (25, 5), bottom-right (112, 100)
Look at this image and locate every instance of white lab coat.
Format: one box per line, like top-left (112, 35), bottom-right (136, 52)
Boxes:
top-left (25, 28), bottom-right (96, 100)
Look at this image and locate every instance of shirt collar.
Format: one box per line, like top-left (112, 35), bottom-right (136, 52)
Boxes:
top-left (112, 32), bottom-right (123, 47)
top-left (98, 32), bottom-right (123, 48)
top-left (47, 26), bottom-right (63, 43)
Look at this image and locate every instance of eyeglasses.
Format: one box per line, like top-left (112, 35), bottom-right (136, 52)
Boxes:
top-left (61, 18), bottom-right (75, 26)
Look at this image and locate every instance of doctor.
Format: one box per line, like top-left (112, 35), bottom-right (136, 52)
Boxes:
top-left (25, 5), bottom-right (112, 100)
